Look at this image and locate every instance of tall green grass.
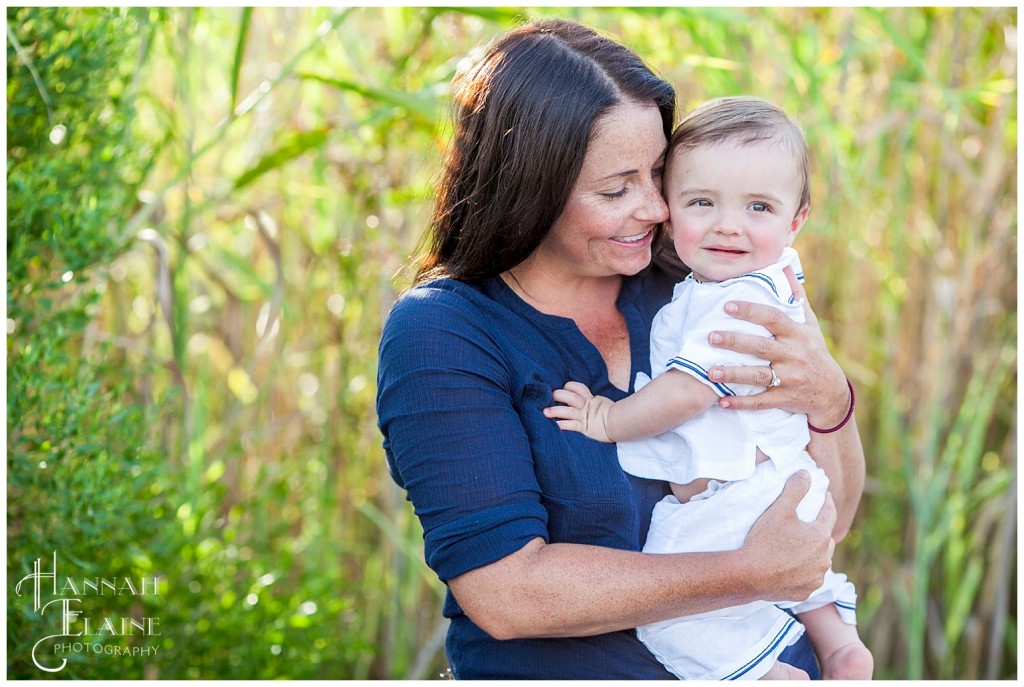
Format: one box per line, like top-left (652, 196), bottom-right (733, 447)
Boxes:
top-left (8, 6), bottom-right (1015, 679)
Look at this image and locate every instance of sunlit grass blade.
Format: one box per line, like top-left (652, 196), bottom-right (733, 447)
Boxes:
top-left (229, 7), bottom-right (253, 115)
top-left (297, 72), bottom-right (443, 124)
top-left (232, 126), bottom-right (332, 191)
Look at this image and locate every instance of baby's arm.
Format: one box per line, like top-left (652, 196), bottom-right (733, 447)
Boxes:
top-left (544, 369), bottom-right (718, 443)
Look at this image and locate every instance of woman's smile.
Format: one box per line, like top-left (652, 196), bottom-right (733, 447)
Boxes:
top-left (612, 229), bottom-right (654, 246)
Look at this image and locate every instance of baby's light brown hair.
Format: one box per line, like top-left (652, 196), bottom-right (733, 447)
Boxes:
top-left (668, 96), bottom-right (811, 211)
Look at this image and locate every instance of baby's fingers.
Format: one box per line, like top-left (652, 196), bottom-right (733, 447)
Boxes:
top-left (541, 405), bottom-right (586, 434)
top-left (562, 381), bottom-right (594, 398)
top-left (554, 419), bottom-right (587, 433)
top-left (543, 404), bottom-right (582, 421)
top-left (551, 387), bottom-right (587, 408)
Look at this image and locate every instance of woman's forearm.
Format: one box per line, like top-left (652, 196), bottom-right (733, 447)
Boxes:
top-left (448, 474), bottom-right (837, 640)
top-left (449, 538), bottom-right (758, 639)
top-left (807, 416), bottom-right (866, 541)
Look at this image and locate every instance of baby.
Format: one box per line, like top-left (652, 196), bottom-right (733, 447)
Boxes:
top-left (545, 96), bottom-right (873, 680)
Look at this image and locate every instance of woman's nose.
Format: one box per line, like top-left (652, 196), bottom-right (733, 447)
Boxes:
top-left (638, 181), bottom-right (669, 223)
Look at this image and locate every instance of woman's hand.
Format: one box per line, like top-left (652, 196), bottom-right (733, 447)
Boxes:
top-left (705, 265), bottom-right (849, 429)
top-left (707, 265), bottom-right (866, 539)
top-left (741, 471), bottom-right (837, 602)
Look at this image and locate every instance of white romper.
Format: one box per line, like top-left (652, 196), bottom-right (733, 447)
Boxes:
top-left (618, 248), bottom-right (858, 680)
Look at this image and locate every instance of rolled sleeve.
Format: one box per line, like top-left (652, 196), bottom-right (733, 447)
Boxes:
top-left (377, 287), bottom-right (549, 582)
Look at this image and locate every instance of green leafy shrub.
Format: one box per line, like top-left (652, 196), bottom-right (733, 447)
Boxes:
top-left (7, 7), bottom-right (178, 678)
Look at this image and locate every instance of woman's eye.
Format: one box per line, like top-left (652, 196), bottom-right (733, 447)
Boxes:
top-left (600, 188), bottom-right (628, 199)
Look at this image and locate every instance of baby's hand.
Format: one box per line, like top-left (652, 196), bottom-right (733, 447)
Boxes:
top-left (543, 381), bottom-right (616, 443)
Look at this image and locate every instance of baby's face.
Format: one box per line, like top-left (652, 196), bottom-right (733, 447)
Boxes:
top-left (664, 139), bottom-right (807, 282)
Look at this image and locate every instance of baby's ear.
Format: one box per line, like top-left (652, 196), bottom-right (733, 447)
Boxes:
top-left (787, 205), bottom-right (809, 246)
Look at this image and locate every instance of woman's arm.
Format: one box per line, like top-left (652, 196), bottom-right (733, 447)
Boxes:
top-left (806, 416), bottom-right (864, 541)
top-left (448, 471), bottom-right (837, 639)
top-left (704, 266), bottom-right (866, 539)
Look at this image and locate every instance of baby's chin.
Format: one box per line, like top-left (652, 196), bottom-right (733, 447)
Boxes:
top-left (689, 267), bottom-right (748, 283)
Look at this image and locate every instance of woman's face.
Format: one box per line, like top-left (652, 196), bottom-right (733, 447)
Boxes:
top-left (532, 100), bottom-right (669, 280)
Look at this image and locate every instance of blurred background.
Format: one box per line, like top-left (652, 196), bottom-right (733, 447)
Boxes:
top-left (6, 6), bottom-right (1016, 680)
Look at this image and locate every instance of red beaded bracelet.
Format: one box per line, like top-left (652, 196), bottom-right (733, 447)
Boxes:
top-left (808, 377), bottom-right (855, 434)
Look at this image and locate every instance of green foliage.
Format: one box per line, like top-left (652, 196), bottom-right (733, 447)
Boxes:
top-left (7, 7), bottom-right (156, 284)
top-left (7, 7), bottom-right (179, 679)
top-left (7, 6), bottom-right (1016, 680)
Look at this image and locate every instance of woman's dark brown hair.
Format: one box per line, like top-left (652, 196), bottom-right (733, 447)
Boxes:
top-left (415, 19), bottom-right (676, 284)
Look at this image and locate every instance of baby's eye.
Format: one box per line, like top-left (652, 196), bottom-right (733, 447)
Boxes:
top-left (749, 202), bottom-right (771, 212)
top-left (691, 198), bottom-right (712, 207)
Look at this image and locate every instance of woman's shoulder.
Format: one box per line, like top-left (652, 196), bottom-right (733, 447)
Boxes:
top-left (386, 278), bottom-right (490, 324)
top-left (394, 276), bottom-right (481, 303)
top-left (381, 278), bottom-right (514, 353)
top-left (378, 277), bottom-right (520, 393)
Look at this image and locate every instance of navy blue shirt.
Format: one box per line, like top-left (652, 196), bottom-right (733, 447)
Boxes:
top-left (376, 267), bottom-right (819, 679)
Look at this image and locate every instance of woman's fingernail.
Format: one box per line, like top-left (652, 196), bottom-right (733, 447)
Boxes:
top-left (709, 332), bottom-right (723, 345)
top-left (709, 369), bottom-right (722, 381)
top-left (719, 399), bottom-right (730, 409)
top-left (724, 302), bottom-right (739, 314)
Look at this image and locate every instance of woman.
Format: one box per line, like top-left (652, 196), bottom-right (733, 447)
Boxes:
top-left (376, 18), bottom-right (865, 679)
